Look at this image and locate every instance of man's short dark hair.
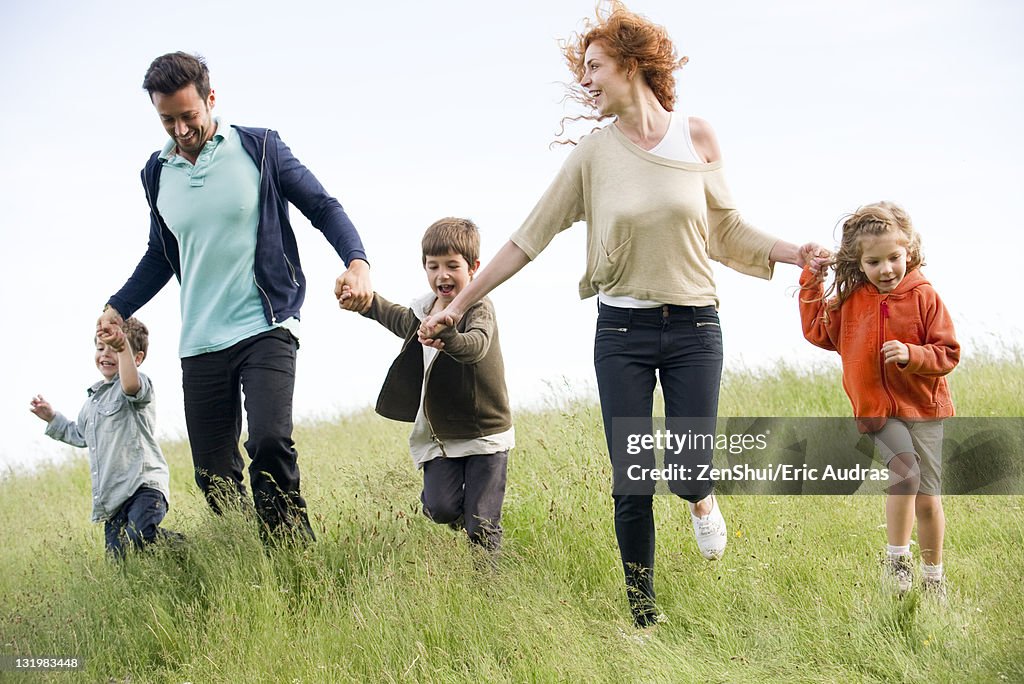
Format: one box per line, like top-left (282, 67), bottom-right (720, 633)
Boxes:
top-left (142, 52), bottom-right (211, 99)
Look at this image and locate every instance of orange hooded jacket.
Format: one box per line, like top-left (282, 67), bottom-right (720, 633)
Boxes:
top-left (799, 267), bottom-right (959, 431)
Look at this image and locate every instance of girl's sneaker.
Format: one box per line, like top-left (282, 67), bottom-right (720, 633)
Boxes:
top-left (921, 576), bottom-right (947, 603)
top-left (690, 494), bottom-right (727, 560)
top-left (883, 556), bottom-right (914, 595)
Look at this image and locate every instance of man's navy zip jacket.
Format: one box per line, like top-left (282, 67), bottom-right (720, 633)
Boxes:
top-left (107, 125), bottom-right (368, 326)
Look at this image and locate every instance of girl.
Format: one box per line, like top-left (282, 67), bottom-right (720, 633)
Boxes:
top-left (799, 201), bottom-right (959, 597)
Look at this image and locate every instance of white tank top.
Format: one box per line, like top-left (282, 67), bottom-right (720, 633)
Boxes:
top-left (648, 112), bottom-right (702, 162)
top-left (598, 113), bottom-right (702, 309)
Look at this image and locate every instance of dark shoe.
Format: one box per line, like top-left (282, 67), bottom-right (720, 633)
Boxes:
top-left (157, 528), bottom-right (187, 544)
top-left (625, 567), bottom-right (657, 628)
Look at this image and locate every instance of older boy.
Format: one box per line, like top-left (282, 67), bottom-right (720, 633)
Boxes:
top-left (348, 217), bottom-right (514, 552)
top-left (30, 318), bottom-right (176, 557)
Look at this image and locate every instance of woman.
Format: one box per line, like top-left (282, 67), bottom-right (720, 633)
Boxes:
top-left (420, 2), bottom-right (823, 627)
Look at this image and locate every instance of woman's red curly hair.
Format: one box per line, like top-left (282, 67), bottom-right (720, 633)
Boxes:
top-left (561, 1), bottom-right (688, 114)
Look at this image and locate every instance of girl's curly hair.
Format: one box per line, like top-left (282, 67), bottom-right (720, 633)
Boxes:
top-left (824, 201), bottom-right (924, 310)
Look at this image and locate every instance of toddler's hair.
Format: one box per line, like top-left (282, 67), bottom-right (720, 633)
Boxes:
top-left (421, 217), bottom-right (480, 267)
top-left (122, 317), bottom-right (150, 358)
top-left (825, 201), bottom-right (923, 310)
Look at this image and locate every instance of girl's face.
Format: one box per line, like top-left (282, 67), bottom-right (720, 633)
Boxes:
top-left (580, 41), bottom-right (631, 116)
top-left (858, 233), bottom-right (908, 293)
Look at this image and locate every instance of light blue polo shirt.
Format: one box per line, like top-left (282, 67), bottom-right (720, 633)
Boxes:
top-left (157, 119), bottom-right (276, 358)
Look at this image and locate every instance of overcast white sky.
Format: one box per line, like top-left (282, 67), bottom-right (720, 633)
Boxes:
top-left (2, 0), bottom-right (1022, 473)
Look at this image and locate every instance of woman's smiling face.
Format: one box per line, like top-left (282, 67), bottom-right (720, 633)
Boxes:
top-left (580, 41), bottom-right (632, 116)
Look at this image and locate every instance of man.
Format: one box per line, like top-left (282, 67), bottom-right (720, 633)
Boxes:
top-left (98, 52), bottom-right (371, 539)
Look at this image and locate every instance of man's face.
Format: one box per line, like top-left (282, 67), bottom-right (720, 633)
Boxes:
top-left (152, 84), bottom-right (216, 163)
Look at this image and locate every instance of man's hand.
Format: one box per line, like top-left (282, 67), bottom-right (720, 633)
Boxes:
top-left (97, 305), bottom-right (124, 339)
top-left (29, 394), bottom-right (55, 423)
top-left (335, 259), bottom-right (372, 313)
top-left (98, 324), bottom-right (128, 353)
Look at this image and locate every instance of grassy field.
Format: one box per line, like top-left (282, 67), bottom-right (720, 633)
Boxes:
top-left (1, 354), bottom-right (1022, 683)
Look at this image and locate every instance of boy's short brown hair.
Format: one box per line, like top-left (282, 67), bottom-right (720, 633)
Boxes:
top-left (122, 317), bottom-right (150, 359)
top-left (421, 217), bottom-right (480, 267)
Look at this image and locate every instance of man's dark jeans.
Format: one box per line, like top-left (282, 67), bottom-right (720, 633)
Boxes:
top-left (181, 328), bottom-right (313, 539)
top-left (594, 302), bottom-right (723, 625)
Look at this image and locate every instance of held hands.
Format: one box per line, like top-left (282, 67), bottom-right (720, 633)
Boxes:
top-left (881, 340), bottom-right (910, 366)
top-left (29, 394), bottom-right (55, 423)
top-left (335, 259), bottom-right (372, 313)
top-left (417, 308), bottom-right (460, 349)
top-left (420, 335), bottom-right (446, 350)
top-left (98, 324), bottom-right (128, 353)
top-left (96, 305), bottom-right (124, 340)
top-left (336, 284), bottom-right (366, 313)
top-left (797, 242), bottom-right (832, 275)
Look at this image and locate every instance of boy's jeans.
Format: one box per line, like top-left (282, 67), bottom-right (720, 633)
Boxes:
top-left (421, 451), bottom-right (509, 551)
top-left (104, 486), bottom-right (168, 558)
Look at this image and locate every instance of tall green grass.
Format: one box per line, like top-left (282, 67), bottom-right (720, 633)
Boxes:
top-left (1, 356), bottom-right (1022, 682)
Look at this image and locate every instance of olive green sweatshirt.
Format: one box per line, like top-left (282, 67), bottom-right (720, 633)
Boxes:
top-left (363, 293), bottom-right (512, 441)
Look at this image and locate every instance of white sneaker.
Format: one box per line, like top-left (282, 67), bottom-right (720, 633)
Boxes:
top-left (883, 556), bottom-right (914, 595)
top-left (921, 575), bottom-right (947, 603)
top-left (690, 494), bottom-right (727, 560)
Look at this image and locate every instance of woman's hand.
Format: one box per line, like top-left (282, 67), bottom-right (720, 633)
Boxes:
top-left (418, 309), bottom-right (460, 346)
top-left (797, 242), bottom-right (832, 274)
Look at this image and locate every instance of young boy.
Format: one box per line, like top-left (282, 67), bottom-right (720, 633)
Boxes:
top-left (350, 217), bottom-right (514, 553)
top-left (30, 318), bottom-right (176, 558)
